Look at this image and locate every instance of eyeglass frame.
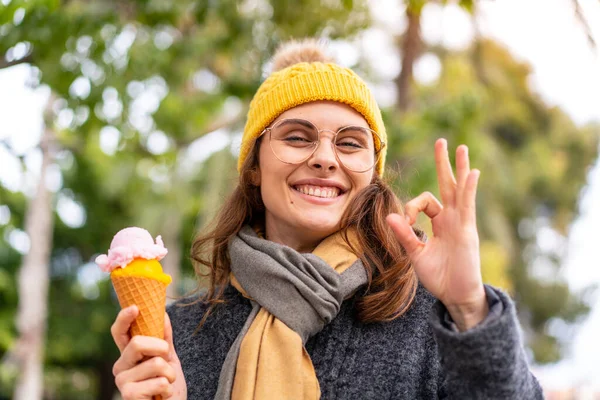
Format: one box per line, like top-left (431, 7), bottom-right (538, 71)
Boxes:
top-left (257, 118), bottom-right (386, 173)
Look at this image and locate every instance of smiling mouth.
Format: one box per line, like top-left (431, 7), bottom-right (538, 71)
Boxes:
top-left (291, 184), bottom-right (344, 199)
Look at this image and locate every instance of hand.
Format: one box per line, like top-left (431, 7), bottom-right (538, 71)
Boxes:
top-left (111, 306), bottom-right (187, 399)
top-left (386, 139), bottom-right (488, 331)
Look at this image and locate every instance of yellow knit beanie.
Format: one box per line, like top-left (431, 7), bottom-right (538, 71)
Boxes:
top-left (237, 40), bottom-right (387, 176)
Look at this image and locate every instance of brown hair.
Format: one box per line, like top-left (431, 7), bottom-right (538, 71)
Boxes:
top-left (190, 136), bottom-right (422, 326)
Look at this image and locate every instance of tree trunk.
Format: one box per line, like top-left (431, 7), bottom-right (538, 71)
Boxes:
top-left (12, 100), bottom-right (56, 400)
top-left (395, 5), bottom-right (422, 112)
top-left (572, 0), bottom-right (596, 49)
top-left (95, 360), bottom-right (118, 400)
top-left (470, 4), bottom-right (489, 86)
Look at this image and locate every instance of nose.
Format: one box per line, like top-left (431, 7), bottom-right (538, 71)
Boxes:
top-left (306, 131), bottom-right (339, 172)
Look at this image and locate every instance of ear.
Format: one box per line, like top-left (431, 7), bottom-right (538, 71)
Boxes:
top-left (250, 168), bottom-right (261, 186)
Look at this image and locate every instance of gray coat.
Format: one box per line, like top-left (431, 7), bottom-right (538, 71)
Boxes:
top-left (167, 283), bottom-right (544, 399)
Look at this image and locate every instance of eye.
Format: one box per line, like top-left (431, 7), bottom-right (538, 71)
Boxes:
top-left (336, 139), bottom-right (363, 149)
top-left (273, 123), bottom-right (317, 145)
top-left (336, 127), bottom-right (371, 150)
top-left (283, 133), bottom-right (313, 143)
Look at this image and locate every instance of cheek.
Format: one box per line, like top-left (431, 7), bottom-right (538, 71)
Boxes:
top-left (260, 181), bottom-right (285, 205)
top-left (259, 161), bottom-right (293, 210)
top-left (349, 172), bottom-right (373, 196)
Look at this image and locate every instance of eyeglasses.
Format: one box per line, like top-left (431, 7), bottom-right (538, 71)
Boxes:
top-left (258, 118), bottom-right (385, 173)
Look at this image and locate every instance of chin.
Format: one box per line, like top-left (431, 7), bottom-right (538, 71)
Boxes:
top-left (295, 215), bottom-right (341, 236)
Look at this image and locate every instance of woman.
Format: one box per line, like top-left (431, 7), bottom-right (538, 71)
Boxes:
top-left (110, 40), bottom-right (544, 399)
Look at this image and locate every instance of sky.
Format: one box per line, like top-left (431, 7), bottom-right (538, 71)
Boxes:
top-left (1, 0), bottom-right (600, 391)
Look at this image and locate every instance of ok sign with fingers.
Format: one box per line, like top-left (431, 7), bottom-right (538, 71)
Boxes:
top-left (386, 138), bottom-right (488, 331)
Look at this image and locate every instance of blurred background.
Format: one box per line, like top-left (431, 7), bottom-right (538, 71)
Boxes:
top-left (0, 0), bottom-right (599, 398)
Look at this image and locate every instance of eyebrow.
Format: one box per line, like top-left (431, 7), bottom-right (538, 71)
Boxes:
top-left (277, 118), bottom-right (366, 131)
top-left (276, 119), bottom-right (316, 129)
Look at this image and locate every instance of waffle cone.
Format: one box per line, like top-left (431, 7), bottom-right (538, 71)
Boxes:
top-left (111, 275), bottom-right (168, 338)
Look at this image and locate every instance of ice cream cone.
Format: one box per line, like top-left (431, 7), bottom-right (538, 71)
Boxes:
top-left (111, 274), bottom-right (168, 338)
top-left (111, 272), bottom-right (169, 400)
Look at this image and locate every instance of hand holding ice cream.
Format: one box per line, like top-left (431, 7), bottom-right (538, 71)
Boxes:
top-left (98, 227), bottom-right (178, 400)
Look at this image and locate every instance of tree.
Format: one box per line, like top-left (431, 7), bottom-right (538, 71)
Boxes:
top-left (3, 96), bottom-right (55, 399)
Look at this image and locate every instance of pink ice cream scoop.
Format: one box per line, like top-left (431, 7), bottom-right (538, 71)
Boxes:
top-left (95, 227), bottom-right (168, 272)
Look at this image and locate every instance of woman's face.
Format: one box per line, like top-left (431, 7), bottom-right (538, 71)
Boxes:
top-left (256, 101), bottom-right (376, 250)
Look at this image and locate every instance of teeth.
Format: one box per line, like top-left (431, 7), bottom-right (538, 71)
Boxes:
top-left (294, 185), bottom-right (341, 199)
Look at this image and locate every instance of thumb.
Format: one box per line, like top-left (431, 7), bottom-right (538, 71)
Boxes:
top-left (386, 213), bottom-right (424, 257)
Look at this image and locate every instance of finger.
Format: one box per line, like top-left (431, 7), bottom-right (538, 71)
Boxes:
top-left (386, 213), bottom-right (425, 257)
top-left (111, 306), bottom-right (139, 353)
top-left (460, 169), bottom-right (480, 222)
top-left (115, 356), bottom-right (177, 390)
top-left (435, 138), bottom-right (457, 206)
top-left (455, 145), bottom-right (470, 193)
top-left (120, 377), bottom-right (173, 400)
top-left (113, 336), bottom-right (170, 376)
top-left (404, 192), bottom-right (443, 225)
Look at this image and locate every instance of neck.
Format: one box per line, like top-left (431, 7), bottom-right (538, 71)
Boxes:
top-left (264, 220), bottom-right (324, 253)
